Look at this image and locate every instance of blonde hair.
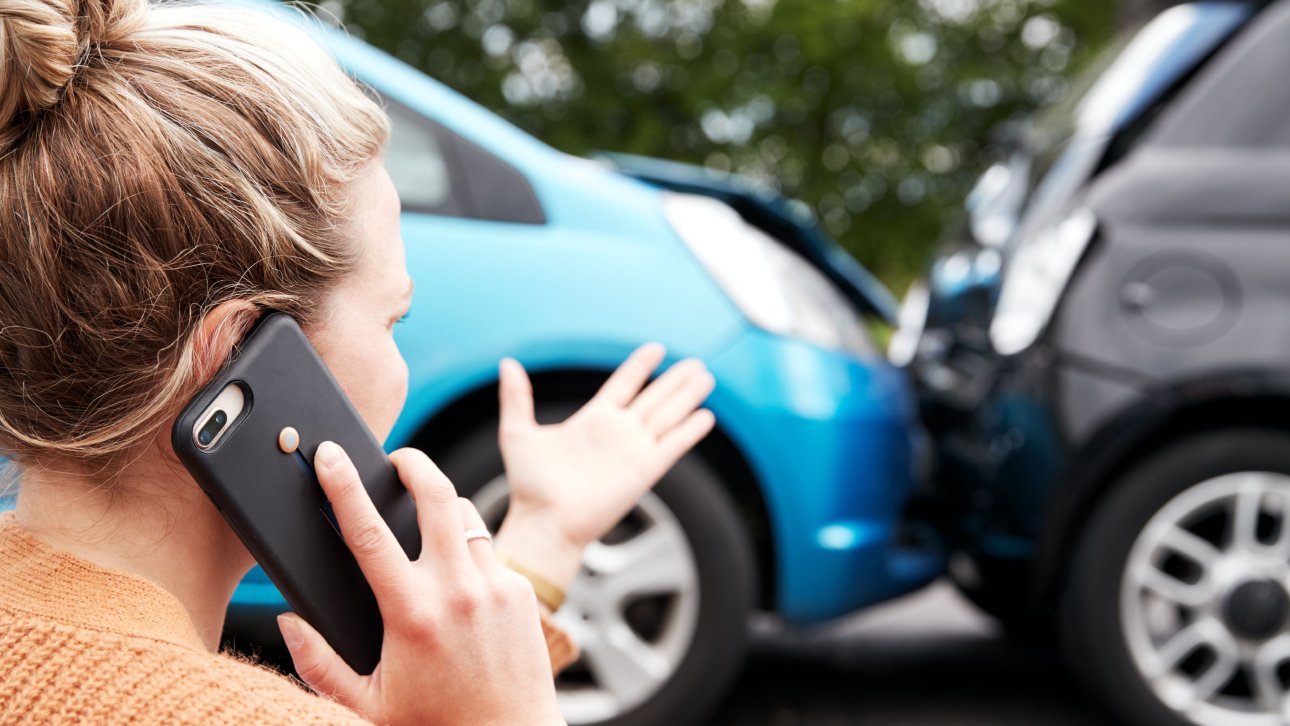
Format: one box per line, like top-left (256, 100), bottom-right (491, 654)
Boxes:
top-left (0, 0), bottom-right (389, 469)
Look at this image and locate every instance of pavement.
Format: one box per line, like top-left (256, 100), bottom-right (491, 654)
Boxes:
top-left (232, 579), bottom-right (1119, 725)
top-left (710, 581), bottom-right (1115, 725)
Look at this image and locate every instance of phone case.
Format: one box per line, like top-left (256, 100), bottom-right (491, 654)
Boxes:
top-left (172, 312), bottom-right (420, 675)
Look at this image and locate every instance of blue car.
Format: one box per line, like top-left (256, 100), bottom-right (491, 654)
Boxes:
top-left (4, 7), bottom-right (940, 725)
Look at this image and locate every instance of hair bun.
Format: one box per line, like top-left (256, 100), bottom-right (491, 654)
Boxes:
top-left (0, 0), bottom-right (145, 151)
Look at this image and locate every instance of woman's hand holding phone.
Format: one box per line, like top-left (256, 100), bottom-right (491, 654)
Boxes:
top-left (277, 442), bottom-right (564, 726)
top-left (492, 343), bottom-right (716, 596)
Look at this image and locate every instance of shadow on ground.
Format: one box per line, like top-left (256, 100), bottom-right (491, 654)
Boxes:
top-left (230, 580), bottom-right (1121, 725)
top-left (711, 581), bottom-right (1117, 726)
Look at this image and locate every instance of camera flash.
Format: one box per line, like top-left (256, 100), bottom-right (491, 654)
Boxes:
top-left (278, 426), bottom-right (300, 454)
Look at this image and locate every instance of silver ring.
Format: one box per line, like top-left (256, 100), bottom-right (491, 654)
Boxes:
top-left (464, 527), bottom-right (492, 543)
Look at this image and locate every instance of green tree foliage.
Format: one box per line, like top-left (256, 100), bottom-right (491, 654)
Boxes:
top-left (323, 0), bottom-right (1117, 291)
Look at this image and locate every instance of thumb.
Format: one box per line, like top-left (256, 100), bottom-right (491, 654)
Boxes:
top-left (278, 613), bottom-right (368, 708)
top-left (498, 357), bottom-right (537, 436)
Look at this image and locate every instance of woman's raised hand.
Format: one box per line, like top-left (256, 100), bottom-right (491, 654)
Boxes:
top-left (277, 442), bottom-right (564, 726)
top-left (492, 343), bottom-right (716, 591)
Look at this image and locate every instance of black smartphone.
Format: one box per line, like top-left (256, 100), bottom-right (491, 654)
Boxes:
top-left (171, 311), bottom-right (420, 675)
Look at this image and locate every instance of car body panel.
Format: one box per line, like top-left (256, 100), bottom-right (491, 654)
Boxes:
top-left (597, 152), bottom-right (900, 324)
top-left (216, 10), bottom-right (937, 625)
top-left (385, 210), bottom-right (746, 448)
top-left (703, 328), bottom-right (937, 622)
top-left (383, 206), bottom-right (939, 623)
top-left (904, 0), bottom-right (1276, 608)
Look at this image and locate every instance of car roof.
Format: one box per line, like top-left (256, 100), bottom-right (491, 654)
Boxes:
top-left (237, 0), bottom-right (564, 175)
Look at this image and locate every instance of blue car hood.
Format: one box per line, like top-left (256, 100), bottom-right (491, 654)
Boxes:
top-left (598, 153), bottom-right (898, 324)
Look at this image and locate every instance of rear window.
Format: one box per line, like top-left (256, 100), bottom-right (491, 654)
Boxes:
top-left (1150, 3), bottom-right (1290, 148)
top-left (1026, 2), bottom-right (1253, 187)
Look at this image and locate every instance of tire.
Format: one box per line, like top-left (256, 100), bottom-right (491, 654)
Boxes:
top-left (435, 411), bottom-right (756, 726)
top-left (951, 552), bottom-right (1057, 647)
top-left (1063, 429), bottom-right (1290, 726)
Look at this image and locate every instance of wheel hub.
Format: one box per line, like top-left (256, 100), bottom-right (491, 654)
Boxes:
top-left (1121, 472), bottom-right (1290, 726)
top-left (471, 475), bottom-right (700, 725)
top-left (1223, 579), bottom-right (1290, 641)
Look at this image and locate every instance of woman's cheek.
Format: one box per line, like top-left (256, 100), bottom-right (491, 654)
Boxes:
top-left (371, 346), bottom-right (410, 444)
top-left (389, 355), bottom-right (410, 427)
top-left (306, 328), bottom-right (406, 442)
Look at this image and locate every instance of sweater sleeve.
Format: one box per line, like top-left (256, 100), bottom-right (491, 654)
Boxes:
top-left (198, 652), bottom-right (376, 725)
top-left (210, 617), bottom-right (572, 725)
top-left (219, 615), bottom-right (572, 723)
top-left (540, 609), bottom-right (579, 675)
top-left (182, 614), bottom-right (573, 724)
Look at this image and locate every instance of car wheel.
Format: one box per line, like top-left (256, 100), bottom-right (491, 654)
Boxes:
top-left (435, 414), bottom-right (756, 726)
top-left (1064, 429), bottom-right (1290, 726)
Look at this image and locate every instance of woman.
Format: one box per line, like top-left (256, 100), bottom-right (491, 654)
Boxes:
top-left (0, 0), bottom-right (717, 723)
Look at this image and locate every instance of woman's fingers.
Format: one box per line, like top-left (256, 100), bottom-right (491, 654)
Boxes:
top-left (388, 448), bottom-right (471, 577)
top-left (498, 358), bottom-right (537, 437)
top-left (641, 365), bottom-right (716, 437)
top-left (594, 342), bottom-right (666, 407)
top-left (628, 357), bottom-right (707, 424)
top-left (314, 441), bottom-right (412, 606)
top-left (656, 408), bottom-right (717, 466)
top-left (458, 498), bottom-right (502, 574)
top-left (278, 613), bottom-right (368, 708)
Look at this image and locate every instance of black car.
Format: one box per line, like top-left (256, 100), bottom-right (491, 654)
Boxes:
top-left (893, 1), bottom-right (1290, 724)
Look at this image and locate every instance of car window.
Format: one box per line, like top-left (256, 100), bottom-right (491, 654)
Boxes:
top-left (379, 95), bottom-right (546, 224)
top-left (1150, 3), bottom-right (1290, 148)
top-left (384, 102), bottom-right (460, 215)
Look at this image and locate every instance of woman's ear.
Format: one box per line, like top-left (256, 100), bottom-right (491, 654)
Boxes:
top-left (191, 300), bottom-right (261, 385)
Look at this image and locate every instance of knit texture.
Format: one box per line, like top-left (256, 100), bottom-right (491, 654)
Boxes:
top-left (0, 511), bottom-right (580, 724)
top-left (0, 512), bottom-right (372, 724)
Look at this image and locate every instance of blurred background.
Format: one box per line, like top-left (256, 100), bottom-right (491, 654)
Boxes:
top-left (317, 0), bottom-right (1144, 295)
top-left (240, 1), bottom-right (1162, 723)
top-left (216, 1), bottom-right (1290, 725)
top-left (0, 0), bottom-right (1280, 724)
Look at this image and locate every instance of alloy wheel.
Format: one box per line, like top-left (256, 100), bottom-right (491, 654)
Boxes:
top-left (1122, 472), bottom-right (1290, 725)
top-left (473, 475), bottom-right (701, 724)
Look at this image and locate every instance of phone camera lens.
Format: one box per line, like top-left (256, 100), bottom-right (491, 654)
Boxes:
top-left (197, 409), bottom-right (229, 448)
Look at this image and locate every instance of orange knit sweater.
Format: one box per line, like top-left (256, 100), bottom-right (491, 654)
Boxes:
top-left (0, 513), bottom-right (576, 724)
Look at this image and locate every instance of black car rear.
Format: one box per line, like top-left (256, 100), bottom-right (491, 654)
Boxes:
top-left (897, 2), bottom-right (1290, 724)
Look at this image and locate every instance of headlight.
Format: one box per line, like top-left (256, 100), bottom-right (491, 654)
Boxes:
top-left (989, 209), bottom-right (1098, 355)
top-left (662, 192), bottom-right (877, 358)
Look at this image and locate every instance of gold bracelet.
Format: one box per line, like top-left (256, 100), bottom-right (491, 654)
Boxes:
top-left (538, 610), bottom-right (580, 674)
top-left (496, 549), bottom-right (567, 612)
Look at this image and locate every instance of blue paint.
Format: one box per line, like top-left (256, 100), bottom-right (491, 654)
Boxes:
top-left (101, 2), bottom-right (940, 626)
top-left (701, 328), bottom-right (938, 621)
